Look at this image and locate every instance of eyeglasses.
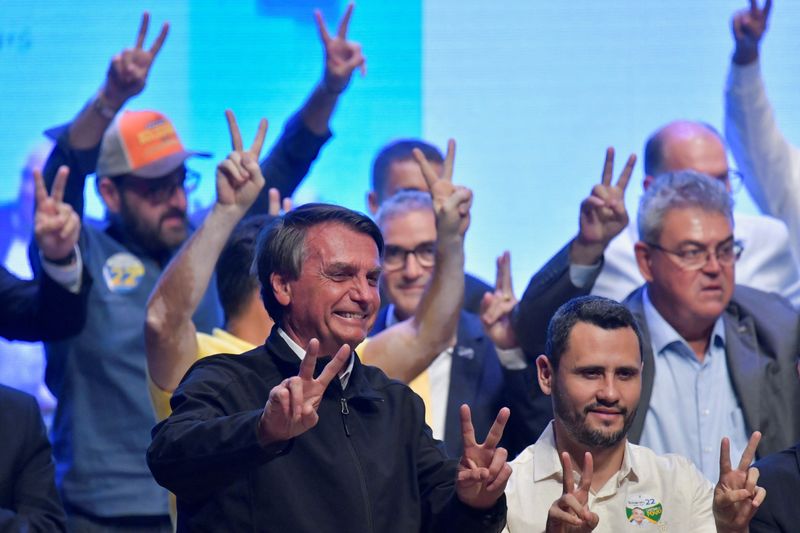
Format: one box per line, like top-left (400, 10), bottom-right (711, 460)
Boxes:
top-left (115, 167), bottom-right (200, 203)
top-left (646, 239), bottom-right (744, 271)
top-left (715, 169), bottom-right (744, 194)
top-left (383, 242), bottom-right (436, 271)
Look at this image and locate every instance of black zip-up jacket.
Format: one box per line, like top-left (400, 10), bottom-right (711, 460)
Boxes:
top-left (147, 329), bottom-right (506, 532)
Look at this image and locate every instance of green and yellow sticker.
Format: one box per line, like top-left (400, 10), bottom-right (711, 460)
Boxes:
top-left (626, 495), bottom-right (662, 526)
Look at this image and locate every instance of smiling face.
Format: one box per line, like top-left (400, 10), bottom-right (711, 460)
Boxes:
top-left (538, 321), bottom-right (642, 450)
top-left (636, 207), bottom-right (734, 334)
top-left (379, 208), bottom-right (437, 321)
top-left (279, 222), bottom-right (382, 356)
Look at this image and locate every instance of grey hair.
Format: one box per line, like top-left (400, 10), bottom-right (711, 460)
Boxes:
top-left (637, 170), bottom-right (734, 244)
top-left (375, 189), bottom-right (434, 229)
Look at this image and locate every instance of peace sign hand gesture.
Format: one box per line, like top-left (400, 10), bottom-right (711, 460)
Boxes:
top-left (732, 0), bottom-right (772, 65)
top-left (456, 405), bottom-right (512, 510)
top-left (104, 12), bottom-right (169, 108)
top-left (258, 339), bottom-right (351, 446)
top-left (34, 166), bottom-right (81, 262)
top-left (412, 139), bottom-right (473, 240)
top-left (571, 148), bottom-right (636, 265)
top-left (546, 452), bottom-right (599, 532)
top-left (215, 110), bottom-right (268, 215)
top-left (713, 431), bottom-right (767, 533)
top-left (315, 3), bottom-right (366, 95)
top-left (480, 252), bottom-right (519, 350)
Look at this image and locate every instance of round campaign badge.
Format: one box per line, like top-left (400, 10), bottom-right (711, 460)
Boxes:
top-left (102, 252), bottom-right (145, 293)
top-left (626, 495), bottom-right (662, 527)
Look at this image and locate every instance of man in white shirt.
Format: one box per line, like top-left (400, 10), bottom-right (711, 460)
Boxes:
top-left (504, 295), bottom-right (765, 532)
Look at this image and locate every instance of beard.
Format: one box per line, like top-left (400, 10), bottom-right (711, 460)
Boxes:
top-left (118, 201), bottom-right (188, 256)
top-left (552, 382), bottom-right (636, 449)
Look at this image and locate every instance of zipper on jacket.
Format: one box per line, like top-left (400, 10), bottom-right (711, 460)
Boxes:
top-left (340, 396), bottom-right (374, 532)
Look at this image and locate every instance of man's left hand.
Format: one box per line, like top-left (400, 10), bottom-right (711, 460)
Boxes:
top-left (480, 251), bottom-right (519, 350)
top-left (34, 166), bottom-right (80, 262)
top-left (315, 3), bottom-right (366, 95)
top-left (456, 405), bottom-right (512, 510)
top-left (713, 431), bottom-right (767, 533)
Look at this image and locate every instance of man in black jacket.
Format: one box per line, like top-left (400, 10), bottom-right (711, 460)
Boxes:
top-left (148, 203), bottom-right (512, 532)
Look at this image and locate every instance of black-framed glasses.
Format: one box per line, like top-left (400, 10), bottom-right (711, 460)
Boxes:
top-left (646, 239), bottom-right (744, 271)
top-left (715, 169), bottom-right (744, 194)
top-left (383, 242), bottom-right (436, 271)
top-left (114, 167), bottom-right (200, 203)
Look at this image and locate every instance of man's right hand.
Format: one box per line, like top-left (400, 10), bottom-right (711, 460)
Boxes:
top-left (102, 12), bottom-right (169, 109)
top-left (732, 0), bottom-right (772, 66)
top-left (412, 139), bottom-right (473, 240)
top-left (34, 166), bottom-right (81, 263)
top-left (258, 339), bottom-right (351, 446)
top-left (546, 451), bottom-right (599, 532)
top-left (215, 110), bottom-right (268, 216)
top-left (570, 147), bottom-right (636, 266)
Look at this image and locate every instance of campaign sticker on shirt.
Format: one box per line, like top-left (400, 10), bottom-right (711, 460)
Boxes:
top-left (102, 253), bottom-right (145, 293)
top-left (626, 495), bottom-right (662, 527)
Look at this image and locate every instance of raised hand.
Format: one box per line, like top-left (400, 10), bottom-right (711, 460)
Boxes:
top-left (215, 110), bottom-right (268, 214)
top-left (713, 432), bottom-right (767, 533)
top-left (267, 187), bottom-right (293, 217)
top-left (545, 452), bottom-right (599, 532)
top-left (480, 252), bottom-right (518, 350)
top-left (103, 12), bottom-right (169, 108)
top-left (34, 166), bottom-right (81, 262)
top-left (412, 139), bottom-right (473, 239)
top-left (258, 339), bottom-right (351, 446)
top-left (732, 0), bottom-right (772, 65)
top-left (571, 148), bottom-right (636, 265)
top-left (315, 3), bottom-right (366, 95)
top-left (456, 405), bottom-right (512, 510)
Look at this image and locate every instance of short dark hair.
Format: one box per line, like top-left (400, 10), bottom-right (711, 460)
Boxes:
top-left (545, 296), bottom-right (644, 368)
top-left (643, 121), bottom-right (724, 177)
top-left (255, 203), bottom-right (384, 326)
top-left (216, 214), bottom-right (277, 325)
top-left (371, 139), bottom-right (444, 204)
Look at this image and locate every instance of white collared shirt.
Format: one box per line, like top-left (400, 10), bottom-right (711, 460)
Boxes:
top-left (504, 422), bottom-right (715, 532)
top-left (277, 328), bottom-right (354, 389)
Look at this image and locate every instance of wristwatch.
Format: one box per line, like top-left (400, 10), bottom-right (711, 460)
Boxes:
top-left (92, 93), bottom-right (118, 119)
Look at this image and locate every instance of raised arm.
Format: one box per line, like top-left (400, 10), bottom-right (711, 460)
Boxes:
top-left (252, 4), bottom-right (366, 205)
top-left (43, 12), bottom-right (168, 215)
top-left (513, 148), bottom-right (636, 358)
top-left (146, 111), bottom-right (267, 394)
top-left (362, 140), bottom-right (469, 382)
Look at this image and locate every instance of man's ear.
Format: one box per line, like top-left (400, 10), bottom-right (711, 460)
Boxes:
top-left (271, 272), bottom-right (292, 307)
top-left (367, 190), bottom-right (380, 216)
top-left (97, 177), bottom-right (122, 214)
top-left (634, 241), bottom-right (655, 283)
top-left (642, 174), bottom-right (655, 191)
top-left (536, 354), bottom-right (555, 396)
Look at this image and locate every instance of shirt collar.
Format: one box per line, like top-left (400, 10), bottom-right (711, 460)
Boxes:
top-left (386, 303), bottom-right (400, 328)
top-left (642, 286), bottom-right (726, 358)
top-left (277, 327), bottom-right (355, 388)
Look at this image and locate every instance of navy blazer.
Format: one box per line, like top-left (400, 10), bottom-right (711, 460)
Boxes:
top-left (371, 307), bottom-right (549, 458)
top-left (0, 384), bottom-right (66, 531)
top-left (750, 443), bottom-right (800, 533)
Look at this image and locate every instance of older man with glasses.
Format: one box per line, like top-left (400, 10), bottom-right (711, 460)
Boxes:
top-left (516, 169), bottom-right (800, 481)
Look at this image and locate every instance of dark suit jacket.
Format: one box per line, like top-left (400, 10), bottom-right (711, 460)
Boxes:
top-left (750, 442), bottom-right (800, 533)
top-left (0, 384), bottom-right (66, 531)
top-left (371, 308), bottom-right (549, 458)
top-left (512, 244), bottom-right (800, 458)
top-left (0, 265), bottom-right (90, 342)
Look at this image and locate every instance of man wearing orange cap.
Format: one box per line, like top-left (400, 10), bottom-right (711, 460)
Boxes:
top-left (39, 9), bottom-right (365, 531)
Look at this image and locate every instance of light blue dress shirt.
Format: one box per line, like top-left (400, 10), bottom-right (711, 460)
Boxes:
top-left (638, 288), bottom-right (750, 482)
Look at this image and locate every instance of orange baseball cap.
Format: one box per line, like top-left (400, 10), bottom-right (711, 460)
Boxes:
top-left (96, 110), bottom-right (210, 178)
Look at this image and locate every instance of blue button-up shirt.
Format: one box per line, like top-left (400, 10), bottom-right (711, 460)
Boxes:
top-left (638, 288), bottom-right (750, 481)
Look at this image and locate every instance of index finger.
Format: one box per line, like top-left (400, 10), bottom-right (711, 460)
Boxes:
top-left (412, 148), bottom-right (440, 192)
top-left (50, 166), bottom-right (70, 204)
top-left (249, 118), bottom-right (268, 158)
top-left (459, 404), bottom-right (477, 448)
top-left (498, 251), bottom-right (513, 295)
top-left (267, 188), bottom-right (281, 216)
top-left (579, 451), bottom-right (593, 493)
top-left (616, 153), bottom-right (637, 191)
top-left (337, 3), bottom-right (354, 39)
top-left (316, 343), bottom-right (351, 388)
top-left (135, 12), bottom-right (150, 49)
top-left (560, 452), bottom-right (575, 494)
top-left (481, 406), bottom-right (510, 449)
top-left (314, 9), bottom-right (331, 43)
top-left (719, 436), bottom-right (732, 475)
top-left (737, 431), bottom-right (762, 471)
top-left (600, 147), bottom-right (614, 186)
top-left (763, 0), bottom-right (772, 19)
top-left (149, 22), bottom-right (169, 57)
top-left (33, 168), bottom-right (48, 206)
top-left (441, 139), bottom-right (456, 182)
top-left (298, 338), bottom-right (320, 381)
top-left (225, 109), bottom-right (244, 152)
